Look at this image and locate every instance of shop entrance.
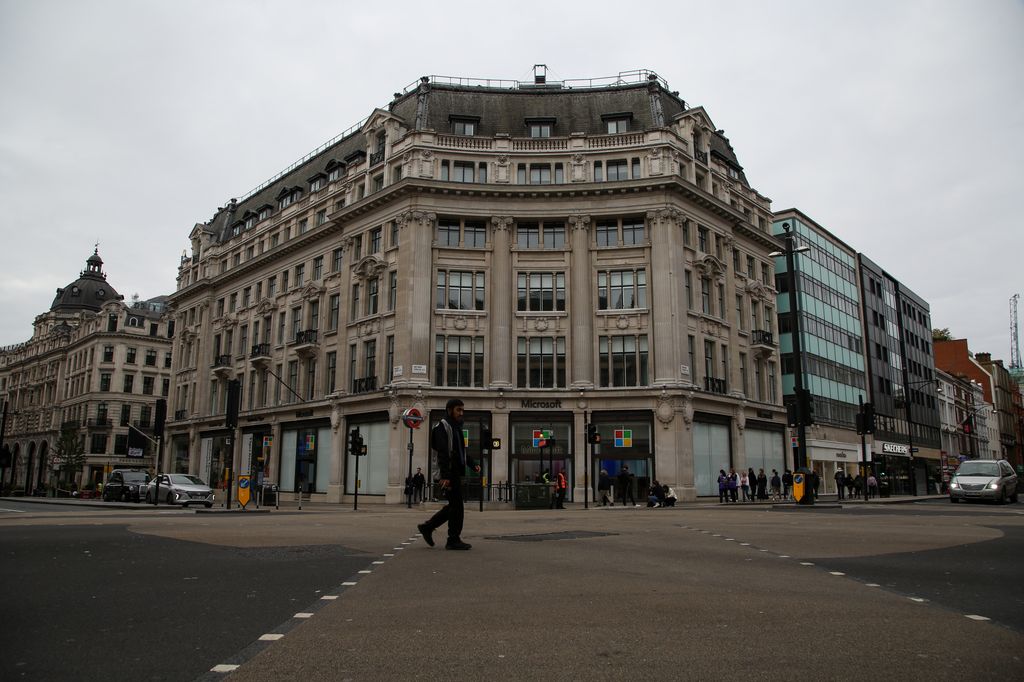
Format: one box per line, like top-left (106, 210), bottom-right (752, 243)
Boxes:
top-left (595, 457), bottom-right (651, 505)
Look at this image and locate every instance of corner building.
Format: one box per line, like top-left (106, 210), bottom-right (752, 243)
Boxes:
top-left (166, 70), bottom-right (786, 504)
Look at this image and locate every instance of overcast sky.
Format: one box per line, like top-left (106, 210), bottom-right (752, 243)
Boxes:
top-left (1, 0), bottom-right (1022, 362)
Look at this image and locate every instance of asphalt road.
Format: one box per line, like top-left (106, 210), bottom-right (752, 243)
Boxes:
top-left (1, 499), bottom-right (1022, 681)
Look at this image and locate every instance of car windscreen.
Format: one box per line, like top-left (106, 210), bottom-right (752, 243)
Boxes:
top-left (956, 461), bottom-right (999, 477)
top-left (123, 473), bottom-right (148, 483)
top-left (168, 474), bottom-right (207, 486)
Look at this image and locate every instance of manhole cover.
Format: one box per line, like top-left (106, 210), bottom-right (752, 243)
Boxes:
top-left (485, 530), bottom-right (618, 542)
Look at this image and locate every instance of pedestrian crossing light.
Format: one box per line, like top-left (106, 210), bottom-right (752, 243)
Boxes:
top-left (348, 428), bottom-right (363, 457)
top-left (586, 423), bottom-right (601, 445)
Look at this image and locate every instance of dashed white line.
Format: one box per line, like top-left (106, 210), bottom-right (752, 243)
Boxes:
top-left (740, 543), bottom-right (750, 546)
top-left (908, 597), bottom-right (927, 603)
top-left (800, 562), bottom-right (814, 566)
top-left (259, 634), bottom-right (285, 641)
top-left (372, 561), bottom-right (385, 565)
top-left (358, 570), bottom-right (372, 574)
top-left (965, 614), bottom-right (991, 621)
top-left (383, 553), bottom-right (395, 557)
top-left (830, 571), bottom-right (845, 576)
top-left (211, 664), bottom-right (239, 673)
top-left (321, 595), bottom-right (338, 600)
top-left (779, 555), bottom-right (790, 559)
top-left (865, 583), bottom-right (880, 587)
top-left (342, 581), bottom-right (357, 586)
top-left (294, 612), bottom-right (314, 619)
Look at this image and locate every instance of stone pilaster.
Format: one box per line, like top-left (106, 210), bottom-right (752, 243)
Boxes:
top-left (647, 208), bottom-right (684, 386)
top-left (489, 216), bottom-right (514, 388)
top-left (395, 211), bottom-right (436, 387)
top-left (568, 214), bottom-right (593, 388)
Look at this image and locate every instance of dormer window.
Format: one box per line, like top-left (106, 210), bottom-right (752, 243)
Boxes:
top-left (257, 205), bottom-right (273, 221)
top-left (244, 214), bottom-right (256, 230)
top-left (449, 116), bottom-right (479, 136)
top-left (526, 118), bottom-right (554, 138)
top-left (326, 160), bottom-right (346, 182)
top-left (602, 112), bottom-right (633, 134)
top-left (310, 176), bottom-right (324, 192)
top-left (231, 221), bottom-right (243, 237)
top-left (277, 187), bottom-right (302, 209)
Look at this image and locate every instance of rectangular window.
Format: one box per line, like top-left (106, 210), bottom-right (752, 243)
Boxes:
top-left (747, 256), bottom-right (755, 277)
top-left (751, 300), bottom-right (760, 332)
top-left (594, 160), bottom-right (603, 182)
top-left (698, 226), bottom-right (709, 252)
top-left (737, 296), bottom-right (746, 330)
top-left (281, 270), bottom-right (289, 292)
top-left (606, 117), bottom-right (629, 134)
top-left (688, 335), bottom-right (695, 377)
top-left (597, 269), bottom-right (647, 310)
top-left (162, 378), bottom-right (169, 397)
top-left (326, 352), bottom-right (337, 394)
top-left (364, 340), bottom-right (377, 382)
top-left (596, 220), bottom-right (617, 246)
top-left (298, 218), bottom-right (308, 235)
top-left (143, 376), bottom-right (155, 395)
top-left (144, 349), bottom-right (157, 366)
top-left (291, 307), bottom-right (302, 340)
top-left (386, 335), bottom-right (395, 384)
top-left (621, 220), bottom-right (645, 245)
top-left (370, 227), bottom-right (382, 253)
top-left (312, 256), bottom-right (323, 280)
top-left (528, 122), bottom-right (552, 138)
top-left (452, 119), bottom-right (476, 136)
top-left (388, 271), bottom-right (398, 311)
top-left (308, 301), bottom-right (319, 331)
top-left (545, 223), bottom-right (565, 249)
top-left (352, 234), bottom-right (362, 260)
top-left (740, 353), bottom-right (749, 396)
top-left (123, 374), bottom-right (134, 393)
top-left (437, 220), bottom-right (460, 247)
top-left (306, 359), bottom-right (317, 400)
top-left (268, 276), bottom-right (277, 298)
top-left (704, 340), bottom-right (716, 383)
top-left (328, 294), bottom-right (340, 331)
top-left (685, 270), bottom-right (693, 310)
top-left (517, 272), bottom-right (566, 312)
top-left (120, 404), bottom-right (131, 426)
top-left (126, 348), bottom-right (137, 364)
top-left (316, 209), bottom-right (326, 226)
top-left (606, 159), bottom-right (629, 181)
top-left (436, 270), bottom-right (486, 311)
top-left (351, 284), bottom-right (361, 319)
top-left (701, 277), bottom-right (711, 314)
top-left (277, 312), bottom-right (286, 344)
top-left (435, 335), bottom-right (485, 387)
top-left (517, 223), bottom-right (540, 248)
top-left (452, 161), bottom-right (475, 183)
top-left (287, 361), bottom-right (298, 404)
top-left (516, 336), bottom-right (566, 388)
top-left (103, 345), bottom-right (114, 362)
top-left (717, 283), bottom-right (726, 320)
top-left (366, 278), bottom-right (379, 315)
top-left (464, 221), bottom-right (486, 248)
top-left (295, 264), bottom-right (305, 287)
top-left (332, 248), bottom-right (343, 272)
top-left (529, 164), bottom-right (551, 185)
top-left (599, 335), bottom-right (649, 387)
top-left (389, 220), bottom-right (399, 248)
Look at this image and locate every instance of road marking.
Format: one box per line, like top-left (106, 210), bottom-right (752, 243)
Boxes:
top-left (779, 555), bottom-right (790, 558)
top-left (294, 612), bottom-right (314, 619)
top-left (342, 581), bottom-right (357, 586)
top-left (830, 572), bottom-right (845, 576)
top-left (866, 583), bottom-right (880, 587)
top-left (908, 597), bottom-right (927, 603)
top-left (259, 634), bottom-right (285, 640)
top-left (372, 561), bottom-right (385, 564)
top-left (0, 508), bottom-right (26, 513)
top-left (358, 570), bottom-right (372, 574)
top-left (800, 562), bottom-right (814, 566)
top-left (725, 538), bottom-right (735, 541)
top-left (211, 664), bottom-right (239, 673)
top-left (393, 547), bottom-right (404, 550)
top-left (965, 614), bottom-right (990, 621)
top-left (740, 542), bottom-right (750, 546)
top-left (712, 534), bottom-right (721, 537)
top-left (321, 595), bottom-right (338, 600)
top-left (759, 549), bottom-right (768, 552)
top-left (383, 553), bottom-right (395, 557)
top-left (401, 541), bottom-right (411, 545)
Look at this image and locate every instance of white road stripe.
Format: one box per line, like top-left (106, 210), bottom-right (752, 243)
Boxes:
top-left (358, 570), bottom-right (372, 574)
top-left (342, 581), bottom-right (357, 586)
top-left (965, 614), bottom-right (990, 621)
top-left (866, 583), bottom-right (880, 587)
top-left (211, 664), bottom-right (239, 673)
top-left (372, 561), bottom-right (385, 564)
top-left (259, 634), bottom-right (285, 640)
top-left (294, 612), bottom-right (314, 619)
top-left (908, 597), bottom-right (926, 603)
top-left (800, 562), bottom-right (814, 566)
top-left (830, 572), bottom-right (845, 576)
top-left (321, 595), bottom-right (338, 600)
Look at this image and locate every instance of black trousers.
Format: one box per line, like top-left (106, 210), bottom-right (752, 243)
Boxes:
top-left (425, 478), bottom-right (465, 542)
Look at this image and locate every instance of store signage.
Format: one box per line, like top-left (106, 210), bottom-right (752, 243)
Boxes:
top-left (532, 430), bottom-right (552, 447)
top-left (882, 442), bottom-right (909, 455)
top-left (521, 399), bottom-right (562, 409)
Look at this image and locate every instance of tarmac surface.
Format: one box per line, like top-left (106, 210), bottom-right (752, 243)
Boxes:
top-left (2, 495), bottom-right (1022, 681)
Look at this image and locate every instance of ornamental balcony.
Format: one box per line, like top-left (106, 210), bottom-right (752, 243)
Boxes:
top-left (173, 409), bottom-right (188, 421)
top-left (351, 375), bottom-right (378, 394)
top-left (250, 343), bottom-right (272, 367)
top-left (292, 329), bottom-right (319, 358)
top-left (704, 377), bottom-right (728, 395)
top-left (751, 329), bottom-right (775, 347)
top-left (87, 417), bottom-right (112, 429)
top-left (212, 353), bottom-right (234, 379)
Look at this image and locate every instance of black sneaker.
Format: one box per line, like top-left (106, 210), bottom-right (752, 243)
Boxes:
top-left (445, 540), bottom-right (472, 550)
top-left (417, 523), bottom-right (435, 547)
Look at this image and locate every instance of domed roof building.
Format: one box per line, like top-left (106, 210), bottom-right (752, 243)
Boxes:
top-left (50, 250), bottom-right (122, 313)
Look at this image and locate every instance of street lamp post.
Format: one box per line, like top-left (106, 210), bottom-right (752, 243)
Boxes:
top-left (770, 223), bottom-right (812, 504)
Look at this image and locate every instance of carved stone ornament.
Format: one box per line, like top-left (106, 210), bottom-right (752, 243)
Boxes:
top-left (353, 255), bottom-right (388, 281)
top-left (388, 391), bottom-right (402, 425)
top-left (576, 394), bottom-right (588, 410)
top-left (331, 405), bottom-right (342, 433)
top-left (491, 216), bottom-right (513, 232)
top-left (397, 210), bottom-right (436, 231)
top-left (682, 392), bottom-right (695, 429)
top-left (535, 318), bottom-right (549, 332)
top-left (695, 254), bottom-right (727, 281)
top-left (734, 402), bottom-right (747, 435)
top-left (495, 395), bottom-right (507, 410)
top-left (656, 391), bottom-right (675, 427)
top-left (255, 299), bottom-right (276, 315)
top-left (700, 318), bottom-right (723, 339)
top-left (568, 214), bottom-right (591, 232)
top-left (496, 155), bottom-right (510, 166)
top-left (421, 150), bottom-right (433, 161)
top-left (745, 279), bottom-right (776, 302)
top-left (300, 281), bottom-right (326, 300)
top-left (616, 315), bottom-right (630, 330)
top-left (645, 207), bottom-right (684, 227)
top-left (453, 316), bottom-right (468, 331)
top-left (358, 320), bottom-right (379, 337)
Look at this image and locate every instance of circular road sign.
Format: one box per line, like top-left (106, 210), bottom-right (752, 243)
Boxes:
top-left (402, 407), bottom-right (424, 429)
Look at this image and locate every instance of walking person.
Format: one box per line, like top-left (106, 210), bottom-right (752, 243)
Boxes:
top-left (598, 468), bottom-right (613, 506)
top-left (782, 469), bottom-right (793, 500)
top-left (740, 469), bottom-right (751, 502)
top-left (717, 469), bottom-right (729, 504)
top-left (412, 467), bottom-right (426, 503)
top-left (867, 472), bottom-right (879, 499)
top-left (553, 469), bottom-right (567, 509)
top-left (811, 470), bottom-right (821, 500)
top-left (728, 468), bottom-right (739, 503)
top-left (418, 399), bottom-right (478, 550)
top-left (747, 467), bottom-right (757, 503)
top-left (834, 468), bottom-right (845, 500)
top-left (770, 469), bottom-right (782, 501)
top-left (757, 469), bottom-right (768, 500)
top-left (617, 465), bottom-right (637, 507)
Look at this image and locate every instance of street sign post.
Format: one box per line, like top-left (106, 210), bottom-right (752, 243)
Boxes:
top-left (237, 475), bottom-right (251, 509)
top-left (402, 408), bottom-right (423, 509)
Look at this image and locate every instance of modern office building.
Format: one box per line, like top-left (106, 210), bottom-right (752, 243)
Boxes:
top-left (858, 255), bottom-right (941, 494)
top-left (771, 210), bottom-right (867, 493)
top-left (0, 251), bottom-right (173, 492)
top-left (165, 68), bottom-right (787, 504)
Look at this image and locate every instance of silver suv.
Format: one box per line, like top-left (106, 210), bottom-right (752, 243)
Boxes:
top-left (949, 459), bottom-right (1019, 504)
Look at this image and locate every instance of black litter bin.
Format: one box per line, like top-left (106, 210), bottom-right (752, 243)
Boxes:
top-left (879, 477), bottom-right (891, 498)
top-left (261, 484), bottom-right (277, 505)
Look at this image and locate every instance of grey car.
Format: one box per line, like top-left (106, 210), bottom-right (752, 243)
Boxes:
top-left (143, 473), bottom-right (215, 508)
top-left (949, 459), bottom-right (1018, 504)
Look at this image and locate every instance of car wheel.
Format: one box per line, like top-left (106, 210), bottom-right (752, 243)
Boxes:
top-left (166, 491), bottom-right (175, 505)
top-left (121, 490), bottom-right (129, 502)
top-left (950, 497), bottom-right (960, 503)
top-left (1001, 488), bottom-right (1010, 505)
top-left (204, 502), bottom-right (212, 508)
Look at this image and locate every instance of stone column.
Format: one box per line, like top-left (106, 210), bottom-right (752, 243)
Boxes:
top-left (489, 216), bottom-right (514, 388)
top-left (568, 215), bottom-right (594, 388)
top-left (327, 403), bottom-right (344, 502)
top-left (647, 208), bottom-right (684, 386)
top-left (396, 211), bottom-right (436, 387)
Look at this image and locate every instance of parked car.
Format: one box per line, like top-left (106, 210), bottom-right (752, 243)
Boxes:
top-left (102, 469), bottom-right (150, 502)
top-left (949, 459), bottom-right (1019, 504)
top-left (143, 473), bottom-right (215, 508)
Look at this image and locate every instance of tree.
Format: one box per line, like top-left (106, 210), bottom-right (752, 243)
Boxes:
top-left (53, 426), bottom-right (86, 487)
top-left (932, 328), bottom-right (952, 342)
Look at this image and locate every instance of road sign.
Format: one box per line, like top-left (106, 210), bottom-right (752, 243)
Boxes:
top-left (402, 407), bottom-right (424, 429)
top-left (238, 475), bottom-right (251, 508)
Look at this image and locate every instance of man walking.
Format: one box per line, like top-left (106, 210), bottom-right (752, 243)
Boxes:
top-left (553, 469), bottom-right (567, 509)
top-left (617, 465), bottom-right (637, 507)
top-left (418, 399), bottom-right (478, 550)
top-left (412, 467), bottom-right (426, 503)
top-left (834, 468), bottom-right (845, 500)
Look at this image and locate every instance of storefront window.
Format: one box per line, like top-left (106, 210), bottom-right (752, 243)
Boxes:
top-left (282, 425), bottom-right (331, 494)
top-left (172, 436), bottom-right (189, 473)
top-left (510, 420), bottom-right (572, 494)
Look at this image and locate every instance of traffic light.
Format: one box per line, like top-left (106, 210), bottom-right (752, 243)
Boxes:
top-left (586, 423), bottom-right (601, 445)
top-left (154, 399), bottom-right (167, 439)
top-left (797, 388), bottom-right (815, 426)
top-left (225, 380), bottom-right (241, 429)
top-left (962, 415), bottom-right (974, 435)
top-left (348, 428), bottom-right (362, 457)
top-left (481, 427), bottom-right (492, 452)
top-left (786, 401), bottom-right (799, 428)
top-left (862, 401), bottom-right (876, 434)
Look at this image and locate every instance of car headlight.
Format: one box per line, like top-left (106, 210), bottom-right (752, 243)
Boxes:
top-left (988, 482), bottom-right (999, 490)
top-left (949, 481), bottom-right (960, 489)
